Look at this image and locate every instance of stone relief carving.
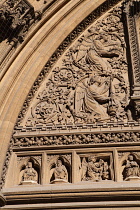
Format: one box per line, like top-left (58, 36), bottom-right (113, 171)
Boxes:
top-left (0, 0), bottom-right (41, 43)
top-left (14, 132), bottom-right (140, 147)
top-left (20, 161), bottom-right (38, 185)
top-left (48, 155), bottom-right (71, 183)
top-left (47, 154), bottom-right (71, 164)
top-left (2, 0), bottom-right (140, 190)
top-left (119, 152), bottom-right (140, 181)
top-left (14, 1), bottom-right (131, 129)
top-left (81, 156), bottom-right (110, 182)
top-left (23, 6), bottom-right (129, 126)
top-left (122, 154), bottom-right (140, 181)
top-left (123, 154), bottom-right (140, 181)
top-left (50, 159), bottom-right (68, 184)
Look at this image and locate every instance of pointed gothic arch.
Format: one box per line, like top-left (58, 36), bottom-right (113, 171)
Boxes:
top-left (0, 0), bottom-right (140, 209)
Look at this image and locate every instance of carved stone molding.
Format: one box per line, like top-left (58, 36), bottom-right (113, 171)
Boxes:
top-left (47, 154), bottom-right (71, 164)
top-left (17, 155), bottom-right (42, 165)
top-left (13, 132), bottom-right (140, 147)
top-left (16, 0), bottom-right (122, 128)
top-left (0, 194), bottom-right (6, 207)
top-left (123, 0), bottom-right (140, 117)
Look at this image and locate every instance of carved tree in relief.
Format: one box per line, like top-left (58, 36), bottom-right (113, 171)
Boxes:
top-left (22, 6), bottom-right (131, 127)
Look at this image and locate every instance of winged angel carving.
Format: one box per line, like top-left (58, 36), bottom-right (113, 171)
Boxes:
top-left (26, 7), bottom-right (131, 126)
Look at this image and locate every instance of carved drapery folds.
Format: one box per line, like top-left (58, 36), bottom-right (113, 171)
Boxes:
top-left (18, 156), bottom-right (40, 185)
top-left (119, 152), bottom-right (140, 181)
top-left (48, 155), bottom-right (71, 184)
top-left (2, 0), bottom-right (140, 192)
top-left (123, 0), bottom-right (140, 117)
top-left (80, 154), bottom-right (112, 182)
top-left (4, 150), bottom-right (140, 188)
top-left (18, 5), bottom-right (131, 129)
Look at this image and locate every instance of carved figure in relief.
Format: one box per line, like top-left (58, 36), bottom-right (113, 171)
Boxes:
top-left (21, 162), bottom-right (38, 184)
top-left (123, 155), bottom-right (140, 181)
top-left (23, 9), bottom-right (130, 127)
top-left (81, 156), bottom-right (110, 182)
top-left (73, 32), bottom-right (123, 122)
top-left (51, 159), bottom-right (68, 183)
top-left (74, 73), bottom-right (111, 122)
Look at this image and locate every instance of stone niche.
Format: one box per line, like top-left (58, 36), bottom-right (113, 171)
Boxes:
top-left (2, 0), bottom-right (140, 209)
top-left (4, 146), bottom-right (140, 188)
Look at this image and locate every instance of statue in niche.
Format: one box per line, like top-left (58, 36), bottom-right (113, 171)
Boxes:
top-left (123, 154), bottom-right (140, 181)
top-left (50, 159), bottom-right (68, 184)
top-left (20, 162), bottom-right (38, 185)
top-left (81, 156), bottom-right (110, 182)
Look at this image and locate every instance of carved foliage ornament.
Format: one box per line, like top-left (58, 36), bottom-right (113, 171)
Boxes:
top-left (14, 132), bottom-right (140, 147)
top-left (1, 0), bottom-right (123, 190)
top-left (18, 5), bottom-right (131, 128)
top-left (16, 0), bottom-right (122, 127)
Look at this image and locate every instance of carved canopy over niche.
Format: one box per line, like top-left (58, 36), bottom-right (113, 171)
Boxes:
top-left (1, 0), bottom-right (140, 198)
top-left (17, 4), bottom-right (131, 130)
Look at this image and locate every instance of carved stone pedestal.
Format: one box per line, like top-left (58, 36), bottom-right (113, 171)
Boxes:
top-left (125, 176), bottom-right (140, 182)
top-left (20, 180), bottom-right (38, 185)
top-left (50, 179), bottom-right (68, 184)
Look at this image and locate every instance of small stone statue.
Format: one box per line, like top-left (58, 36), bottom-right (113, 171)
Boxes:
top-left (123, 155), bottom-right (140, 181)
top-left (87, 156), bottom-right (101, 181)
top-left (81, 156), bottom-right (110, 181)
top-left (21, 162), bottom-right (38, 184)
top-left (51, 159), bottom-right (68, 184)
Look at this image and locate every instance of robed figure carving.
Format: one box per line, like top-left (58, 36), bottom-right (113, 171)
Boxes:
top-left (20, 162), bottom-right (38, 185)
top-left (123, 155), bottom-right (140, 181)
top-left (73, 33), bottom-right (122, 122)
top-left (50, 159), bottom-right (68, 184)
top-left (24, 10), bottom-right (130, 127)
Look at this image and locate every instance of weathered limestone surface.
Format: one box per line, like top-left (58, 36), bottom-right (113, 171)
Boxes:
top-left (1, 0), bottom-right (140, 209)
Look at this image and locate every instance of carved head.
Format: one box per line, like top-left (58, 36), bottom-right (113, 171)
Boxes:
top-left (128, 155), bottom-right (134, 161)
top-left (57, 159), bottom-right (62, 167)
top-left (26, 162), bottom-right (33, 168)
top-left (88, 156), bottom-right (96, 163)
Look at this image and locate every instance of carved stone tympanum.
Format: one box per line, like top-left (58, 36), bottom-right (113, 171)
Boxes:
top-left (16, 5), bottom-right (131, 129)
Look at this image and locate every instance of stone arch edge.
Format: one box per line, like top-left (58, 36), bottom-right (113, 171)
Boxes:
top-left (0, 0), bottom-right (121, 198)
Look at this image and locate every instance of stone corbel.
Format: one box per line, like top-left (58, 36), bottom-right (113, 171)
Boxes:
top-left (123, 0), bottom-right (140, 117)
